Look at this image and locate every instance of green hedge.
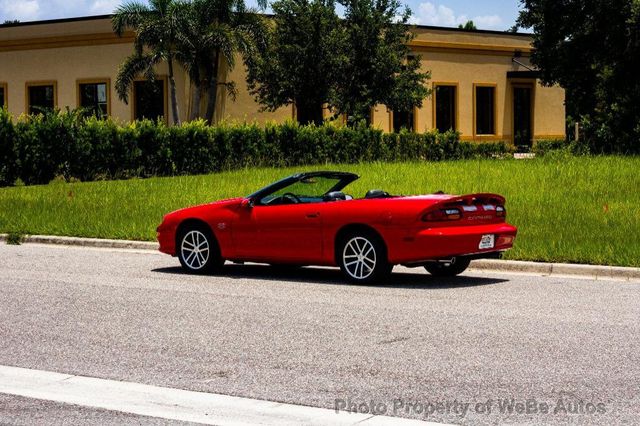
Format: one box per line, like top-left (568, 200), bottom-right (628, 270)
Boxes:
top-left (532, 138), bottom-right (589, 156)
top-left (532, 139), bottom-right (568, 156)
top-left (0, 108), bottom-right (515, 186)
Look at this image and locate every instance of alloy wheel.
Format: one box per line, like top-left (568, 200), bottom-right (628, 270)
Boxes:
top-left (342, 236), bottom-right (377, 280)
top-left (181, 230), bottom-right (210, 270)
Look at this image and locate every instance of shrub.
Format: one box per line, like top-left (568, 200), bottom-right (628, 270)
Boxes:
top-left (458, 141), bottom-right (514, 159)
top-left (532, 139), bottom-right (567, 156)
top-left (14, 109), bottom-right (83, 185)
top-left (0, 108), bottom-right (17, 186)
top-left (0, 110), bottom-right (521, 187)
top-left (5, 232), bottom-right (25, 245)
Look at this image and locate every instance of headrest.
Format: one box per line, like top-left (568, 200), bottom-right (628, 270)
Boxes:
top-left (365, 189), bottom-right (390, 199)
top-left (323, 191), bottom-right (347, 202)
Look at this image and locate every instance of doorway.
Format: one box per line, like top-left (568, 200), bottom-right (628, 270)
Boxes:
top-left (513, 85), bottom-right (533, 148)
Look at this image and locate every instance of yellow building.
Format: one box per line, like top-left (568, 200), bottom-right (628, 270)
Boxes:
top-left (0, 15), bottom-right (566, 144)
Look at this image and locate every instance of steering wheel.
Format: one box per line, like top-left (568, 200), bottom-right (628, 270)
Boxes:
top-left (281, 192), bottom-right (302, 204)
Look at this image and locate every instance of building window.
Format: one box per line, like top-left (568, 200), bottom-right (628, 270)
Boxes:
top-left (0, 83), bottom-right (6, 108)
top-left (393, 109), bottom-right (414, 132)
top-left (475, 85), bottom-right (496, 135)
top-left (78, 80), bottom-right (109, 119)
top-left (133, 79), bottom-right (166, 121)
top-left (434, 85), bottom-right (457, 132)
top-left (26, 82), bottom-right (56, 114)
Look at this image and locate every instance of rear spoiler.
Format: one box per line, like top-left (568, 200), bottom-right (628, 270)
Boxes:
top-left (421, 193), bottom-right (507, 222)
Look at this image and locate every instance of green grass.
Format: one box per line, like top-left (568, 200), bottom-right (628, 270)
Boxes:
top-left (1, 155), bottom-right (639, 267)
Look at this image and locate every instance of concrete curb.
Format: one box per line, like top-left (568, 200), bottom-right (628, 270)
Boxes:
top-left (470, 259), bottom-right (640, 281)
top-left (0, 234), bottom-right (158, 251)
top-left (2, 234), bottom-right (639, 281)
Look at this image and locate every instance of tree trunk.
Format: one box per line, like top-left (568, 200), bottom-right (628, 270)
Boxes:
top-left (295, 101), bottom-right (324, 126)
top-left (205, 50), bottom-right (221, 125)
top-left (190, 83), bottom-right (202, 121)
top-left (167, 58), bottom-right (180, 125)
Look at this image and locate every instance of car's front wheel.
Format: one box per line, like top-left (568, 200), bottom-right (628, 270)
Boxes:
top-left (177, 225), bottom-right (223, 274)
top-left (424, 256), bottom-right (471, 277)
top-left (338, 231), bottom-right (392, 284)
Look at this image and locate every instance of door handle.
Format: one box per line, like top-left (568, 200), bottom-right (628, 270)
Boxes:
top-left (306, 212), bottom-right (320, 218)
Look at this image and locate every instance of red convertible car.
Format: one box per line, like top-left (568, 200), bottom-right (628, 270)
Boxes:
top-left (157, 171), bottom-right (517, 283)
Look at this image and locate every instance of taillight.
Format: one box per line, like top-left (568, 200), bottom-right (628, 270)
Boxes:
top-left (422, 208), bottom-right (462, 222)
top-left (496, 206), bottom-right (506, 217)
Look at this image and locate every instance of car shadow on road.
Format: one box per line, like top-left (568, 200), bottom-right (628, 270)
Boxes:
top-left (152, 264), bottom-right (508, 289)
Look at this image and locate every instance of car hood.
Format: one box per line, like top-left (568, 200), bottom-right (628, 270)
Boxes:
top-left (162, 197), bottom-right (245, 221)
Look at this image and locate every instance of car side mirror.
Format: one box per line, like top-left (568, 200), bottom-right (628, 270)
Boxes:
top-left (241, 198), bottom-right (254, 208)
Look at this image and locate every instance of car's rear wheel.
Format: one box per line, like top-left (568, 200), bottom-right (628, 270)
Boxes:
top-left (177, 225), bottom-right (223, 274)
top-left (338, 231), bottom-right (392, 284)
top-left (424, 257), bottom-right (471, 277)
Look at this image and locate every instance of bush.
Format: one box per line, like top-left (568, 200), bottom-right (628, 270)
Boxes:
top-left (458, 141), bottom-right (514, 159)
top-left (0, 108), bottom-right (17, 186)
top-left (532, 138), bottom-right (590, 157)
top-left (14, 109), bottom-right (83, 185)
top-left (0, 110), bottom-right (520, 187)
top-left (532, 139), bottom-right (567, 156)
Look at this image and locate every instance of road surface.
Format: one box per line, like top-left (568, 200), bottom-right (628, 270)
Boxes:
top-left (0, 243), bottom-right (638, 425)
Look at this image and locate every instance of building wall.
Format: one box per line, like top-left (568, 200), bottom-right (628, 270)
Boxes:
top-left (0, 44), bottom-right (180, 123)
top-left (388, 50), bottom-right (567, 141)
top-left (215, 57), bottom-right (294, 124)
top-left (0, 16), bottom-right (566, 142)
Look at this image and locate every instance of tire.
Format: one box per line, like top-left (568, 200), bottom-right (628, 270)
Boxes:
top-left (424, 257), bottom-right (471, 277)
top-left (337, 231), bottom-right (392, 284)
top-left (177, 224), bottom-right (224, 274)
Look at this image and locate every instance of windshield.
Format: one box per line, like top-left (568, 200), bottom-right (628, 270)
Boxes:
top-left (259, 176), bottom-right (345, 205)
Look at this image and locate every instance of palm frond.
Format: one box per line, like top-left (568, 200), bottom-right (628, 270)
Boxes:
top-left (219, 81), bottom-right (238, 101)
top-left (112, 1), bottom-right (152, 36)
top-left (115, 53), bottom-right (159, 103)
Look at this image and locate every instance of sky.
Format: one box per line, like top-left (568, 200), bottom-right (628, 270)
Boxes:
top-left (0, 0), bottom-right (522, 31)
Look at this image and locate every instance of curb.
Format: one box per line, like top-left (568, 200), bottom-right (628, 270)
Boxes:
top-left (2, 234), bottom-right (639, 281)
top-left (470, 259), bottom-right (640, 281)
top-left (0, 234), bottom-right (157, 251)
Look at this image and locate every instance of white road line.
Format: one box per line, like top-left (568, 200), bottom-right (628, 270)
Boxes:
top-left (0, 365), bottom-right (445, 425)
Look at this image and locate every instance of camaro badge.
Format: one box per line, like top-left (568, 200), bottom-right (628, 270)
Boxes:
top-left (217, 223), bottom-right (227, 230)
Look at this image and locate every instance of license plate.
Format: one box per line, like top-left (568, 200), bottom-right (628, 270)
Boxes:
top-left (479, 234), bottom-right (495, 250)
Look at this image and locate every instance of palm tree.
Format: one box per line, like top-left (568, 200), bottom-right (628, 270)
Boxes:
top-left (112, 0), bottom-right (182, 125)
top-left (173, 0), bottom-right (267, 123)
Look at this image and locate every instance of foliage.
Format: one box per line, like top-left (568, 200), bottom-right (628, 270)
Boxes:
top-left (459, 140), bottom-right (514, 158)
top-left (112, 0), bottom-right (183, 124)
top-left (0, 108), bottom-right (17, 186)
top-left (245, 0), bottom-right (342, 125)
top-left (5, 232), bottom-right (25, 245)
top-left (245, 0), bottom-right (431, 125)
top-left (531, 139), bottom-right (568, 156)
top-left (332, 0), bottom-right (431, 123)
top-left (458, 20), bottom-right (477, 30)
top-left (0, 110), bottom-right (511, 187)
top-left (2, 157), bottom-right (639, 267)
top-left (173, 0), bottom-right (268, 123)
top-left (516, 0), bottom-right (640, 154)
top-left (113, 0), bottom-right (267, 125)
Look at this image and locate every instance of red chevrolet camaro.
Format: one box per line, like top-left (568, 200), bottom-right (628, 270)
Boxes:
top-left (157, 171), bottom-right (517, 283)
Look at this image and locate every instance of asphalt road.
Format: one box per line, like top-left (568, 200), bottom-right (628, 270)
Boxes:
top-left (0, 243), bottom-right (639, 425)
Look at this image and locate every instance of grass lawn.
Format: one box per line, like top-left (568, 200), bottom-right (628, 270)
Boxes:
top-left (1, 155), bottom-right (639, 267)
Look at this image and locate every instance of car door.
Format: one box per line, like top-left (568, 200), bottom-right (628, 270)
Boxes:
top-left (232, 202), bottom-right (324, 263)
